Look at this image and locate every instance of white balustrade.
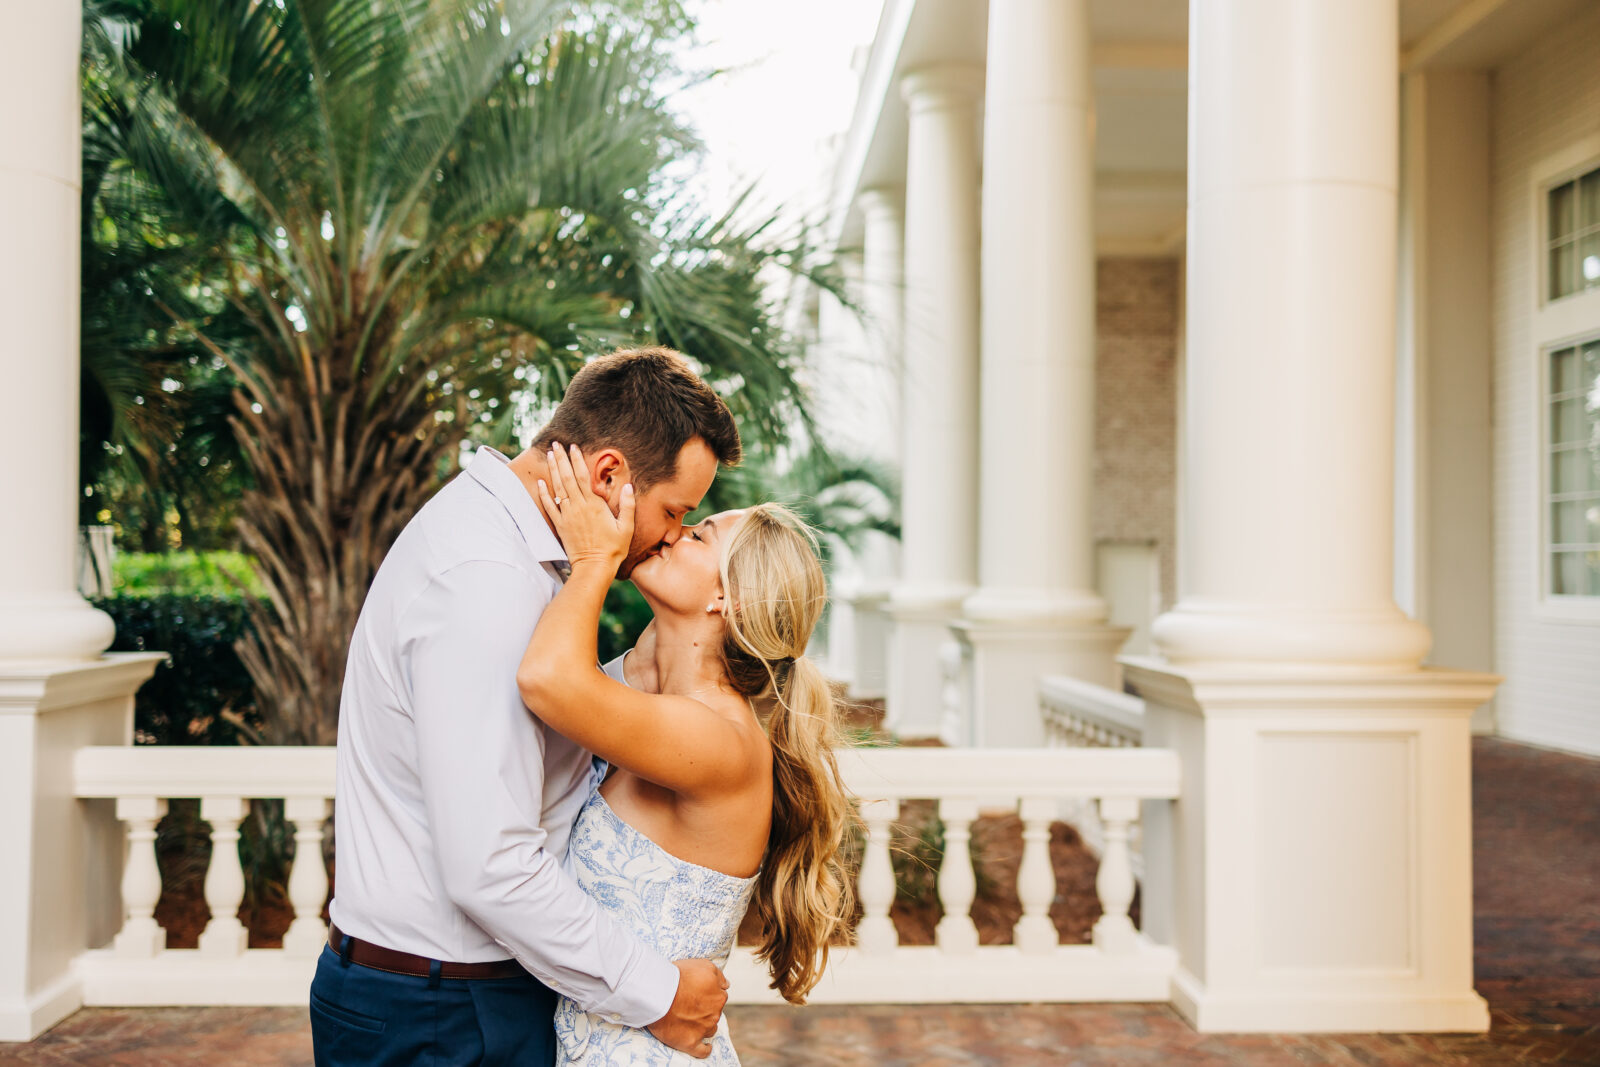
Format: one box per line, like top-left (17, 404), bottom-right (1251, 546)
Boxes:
top-left (933, 798), bottom-right (979, 953)
top-left (1014, 796), bottom-right (1058, 955)
top-left (1039, 674), bottom-right (1143, 748)
top-left (72, 743), bottom-right (1179, 1007)
top-left (1092, 796), bottom-right (1140, 954)
top-left (854, 797), bottom-right (900, 955)
top-left (198, 796), bottom-right (249, 957)
top-left (113, 796), bottom-right (167, 958)
top-left (283, 796), bottom-right (333, 956)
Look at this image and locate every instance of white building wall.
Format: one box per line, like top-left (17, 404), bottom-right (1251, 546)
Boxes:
top-left (1490, 5), bottom-right (1600, 756)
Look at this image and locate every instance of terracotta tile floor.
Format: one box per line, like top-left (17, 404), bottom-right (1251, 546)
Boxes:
top-left (3, 737), bottom-right (1596, 1066)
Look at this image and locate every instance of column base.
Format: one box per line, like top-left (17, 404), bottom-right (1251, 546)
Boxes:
top-left (0, 591), bottom-right (117, 663)
top-left (1151, 601), bottom-right (1433, 672)
top-left (952, 616), bottom-right (1132, 747)
top-left (0, 654), bottom-right (165, 1041)
top-left (1171, 966), bottom-right (1490, 1033)
top-left (0, 970), bottom-right (82, 1043)
top-left (1122, 657), bottom-right (1499, 1035)
top-left (885, 589), bottom-right (969, 739)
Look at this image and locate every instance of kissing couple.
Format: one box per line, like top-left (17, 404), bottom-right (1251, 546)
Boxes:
top-left (309, 347), bottom-right (853, 1065)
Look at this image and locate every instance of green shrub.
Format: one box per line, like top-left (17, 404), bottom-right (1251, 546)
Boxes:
top-left (94, 593), bottom-right (264, 745)
top-left (114, 551), bottom-right (266, 597)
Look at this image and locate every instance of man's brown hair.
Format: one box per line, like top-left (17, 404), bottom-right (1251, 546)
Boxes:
top-left (531, 347), bottom-right (741, 490)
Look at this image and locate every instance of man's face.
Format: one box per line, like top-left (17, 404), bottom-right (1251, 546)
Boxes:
top-left (617, 437), bottom-right (719, 578)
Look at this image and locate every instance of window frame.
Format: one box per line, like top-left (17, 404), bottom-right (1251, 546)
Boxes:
top-left (1531, 136), bottom-right (1600, 622)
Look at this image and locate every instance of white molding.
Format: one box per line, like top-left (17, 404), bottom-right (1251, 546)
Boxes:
top-left (1171, 966), bottom-right (1490, 1034)
top-left (0, 971), bottom-right (82, 1043)
top-left (0, 653), bottom-right (166, 715)
top-left (75, 746), bottom-right (339, 799)
top-left (75, 942), bottom-right (1179, 1009)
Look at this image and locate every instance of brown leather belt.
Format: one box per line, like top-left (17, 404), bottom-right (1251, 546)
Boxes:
top-left (328, 924), bottom-right (526, 980)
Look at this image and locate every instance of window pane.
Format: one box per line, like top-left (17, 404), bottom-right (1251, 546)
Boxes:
top-left (1551, 240), bottom-right (1577, 299)
top-left (1584, 340), bottom-right (1600, 385)
top-left (1551, 180), bottom-right (1578, 240)
top-left (1582, 169), bottom-right (1600, 229)
top-left (1554, 447), bottom-right (1600, 494)
top-left (1551, 550), bottom-right (1600, 596)
top-left (1551, 499), bottom-right (1600, 544)
top-left (1583, 232), bottom-right (1600, 292)
top-left (1553, 346), bottom-right (1580, 393)
top-left (1552, 396), bottom-right (1586, 444)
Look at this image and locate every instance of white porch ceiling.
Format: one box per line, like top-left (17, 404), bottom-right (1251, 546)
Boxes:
top-left (833, 0), bottom-right (1585, 253)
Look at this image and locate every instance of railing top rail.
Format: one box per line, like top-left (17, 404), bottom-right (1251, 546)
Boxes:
top-left (76, 746), bottom-right (339, 799)
top-left (838, 746), bottom-right (1179, 799)
top-left (76, 744), bottom-right (1180, 802)
top-left (1039, 675), bottom-right (1145, 737)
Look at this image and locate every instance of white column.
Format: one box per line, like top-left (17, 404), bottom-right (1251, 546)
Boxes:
top-left (1151, 0), bottom-right (1429, 669)
top-left (957, 0), bottom-right (1128, 748)
top-left (886, 67), bottom-right (983, 738)
top-left (1124, 0), bottom-right (1497, 1034)
top-left (845, 187), bottom-right (906, 701)
top-left (0, 656), bottom-right (163, 1041)
top-left (857, 186), bottom-right (905, 472)
top-left (0, 1), bottom-right (114, 662)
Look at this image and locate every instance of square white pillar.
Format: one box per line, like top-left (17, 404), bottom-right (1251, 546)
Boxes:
top-left (886, 600), bottom-right (963, 740)
top-left (1123, 658), bottom-right (1497, 1033)
top-left (955, 620), bottom-right (1130, 747)
top-left (0, 654), bottom-right (164, 1041)
top-left (845, 588), bottom-right (891, 701)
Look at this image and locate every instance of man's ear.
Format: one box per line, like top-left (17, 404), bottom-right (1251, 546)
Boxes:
top-left (590, 448), bottom-right (628, 504)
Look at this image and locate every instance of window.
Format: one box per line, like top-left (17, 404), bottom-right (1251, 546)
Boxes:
top-left (1546, 338), bottom-right (1600, 597)
top-left (1547, 166), bottom-right (1600, 301)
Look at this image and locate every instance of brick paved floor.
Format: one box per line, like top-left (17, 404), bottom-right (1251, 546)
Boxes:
top-left (2, 737), bottom-right (1596, 1066)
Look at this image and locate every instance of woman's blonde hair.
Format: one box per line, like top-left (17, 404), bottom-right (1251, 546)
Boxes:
top-left (718, 504), bottom-right (853, 1004)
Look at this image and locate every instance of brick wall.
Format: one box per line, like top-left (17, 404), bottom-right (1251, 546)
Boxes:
top-left (1094, 257), bottom-right (1180, 611)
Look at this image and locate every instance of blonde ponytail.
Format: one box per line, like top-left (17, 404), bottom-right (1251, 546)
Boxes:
top-left (719, 505), bottom-right (854, 1004)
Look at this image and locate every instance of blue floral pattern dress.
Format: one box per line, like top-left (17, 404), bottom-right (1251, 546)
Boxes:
top-left (554, 766), bottom-right (757, 1065)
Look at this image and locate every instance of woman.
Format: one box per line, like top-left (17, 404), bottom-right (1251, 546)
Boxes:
top-left (517, 444), bottom-right (853, 1065)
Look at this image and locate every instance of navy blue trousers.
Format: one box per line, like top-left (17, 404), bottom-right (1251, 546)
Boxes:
top-left (310, 944), bottom-right (558, 1067)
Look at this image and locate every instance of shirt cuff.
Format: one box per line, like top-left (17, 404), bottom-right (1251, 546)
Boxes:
top-left (599, 947), bottom-right (682, 1028)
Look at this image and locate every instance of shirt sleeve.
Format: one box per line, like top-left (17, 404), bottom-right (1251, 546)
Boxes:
top-left (601, 650), bottom-right (630, 685)
top-left (404, 560), bottom-right (679, 1026)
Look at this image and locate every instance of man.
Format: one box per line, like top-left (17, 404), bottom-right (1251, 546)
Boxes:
top-left (311, 347), bottom-right (742, 1065)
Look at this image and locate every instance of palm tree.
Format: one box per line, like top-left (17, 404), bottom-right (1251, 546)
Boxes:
top-left (89, 0), bottom-right (827, 744)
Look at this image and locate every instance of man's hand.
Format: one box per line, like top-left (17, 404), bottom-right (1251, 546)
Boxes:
top-left (623, 619), bottom-right (660, 694)
top-left (647, 958), bottom-right (728, 1059)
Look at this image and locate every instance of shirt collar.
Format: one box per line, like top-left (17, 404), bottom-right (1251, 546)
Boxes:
top-left (466, 446), bottom-right (568, 565)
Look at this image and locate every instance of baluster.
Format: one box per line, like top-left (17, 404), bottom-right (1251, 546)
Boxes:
top-left (1013, 797), bottom-right (1058, 955)
top-left (934, 798), bottom-right (979, 954)
top-left (283, 796), bottom-right (333, 955)
top-left (1091, 796), bottom-right (1139, 954)
top-left (114, 797), bottom-right (167, 958)
top-left (854, 797), bottom-right (899, 954)
top-left (198, 796), bottom-right (249, 957)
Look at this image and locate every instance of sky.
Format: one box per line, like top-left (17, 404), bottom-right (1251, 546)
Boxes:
top-left (670, 0), bottom-right (886, 226)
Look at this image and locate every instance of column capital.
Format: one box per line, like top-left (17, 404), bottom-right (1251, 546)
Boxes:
top-left (855, 185), bottom-right (904, 223)
top-left (900, 64), bottom-right (985, 112)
